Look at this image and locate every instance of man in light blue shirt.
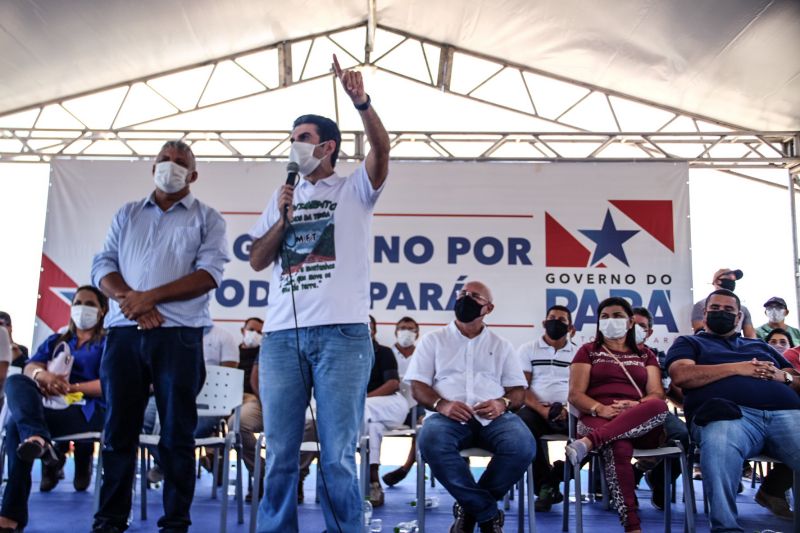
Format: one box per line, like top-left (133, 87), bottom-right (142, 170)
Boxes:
top-left (90, 140), bottom-right (229, 533)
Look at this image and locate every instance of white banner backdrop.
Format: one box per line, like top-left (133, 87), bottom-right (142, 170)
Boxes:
top-left (37, 160), bottom-right (691, 351)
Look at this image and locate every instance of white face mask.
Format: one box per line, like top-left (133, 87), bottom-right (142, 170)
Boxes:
top-left (289, 142), bottom-right (323, 176)
top-left (71, 305), bottom-right (99, 330)
top-left (634, 324), bottom-right (648, 345)
top-left (766, 308), bottom-right (786, 323)
top-left (599, 318), bottom-right (629, 340)
top-left (242, 330), bottom-right (263, 348)
top-left (396, 330), bottom-right (416, 348)
top-left (769, 342), bottom-right (788, 355)
top-left (154, 161), bottom-right (189, 193)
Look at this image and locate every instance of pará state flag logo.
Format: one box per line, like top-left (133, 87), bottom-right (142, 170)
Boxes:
top-left (545, 200), bottom-right (674, 268)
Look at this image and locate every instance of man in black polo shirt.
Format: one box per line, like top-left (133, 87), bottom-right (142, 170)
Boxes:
top-left (666, 289), bottom-right (800, 531)
top-left (365, 315), bottom-right (406, 507)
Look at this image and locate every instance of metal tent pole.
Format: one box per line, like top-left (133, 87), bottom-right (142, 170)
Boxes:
top-left (789, 167), bottom-right (800, 321)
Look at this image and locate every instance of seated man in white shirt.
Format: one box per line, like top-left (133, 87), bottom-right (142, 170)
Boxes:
top-left (406, 281), bottom-right (534, 533)
top-left (382, 316), bottom-right (420, 487)
top-left (365, 315), bottom-right (410, 507)
top-left (516, 304), bottom-right (576, 512)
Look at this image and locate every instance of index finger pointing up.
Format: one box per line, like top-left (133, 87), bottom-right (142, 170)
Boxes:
top-left (332, 54), bottom-right (343, 78)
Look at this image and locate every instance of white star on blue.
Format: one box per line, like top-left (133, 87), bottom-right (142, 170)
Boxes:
top-left (579, 210), bottom-right (639, 266)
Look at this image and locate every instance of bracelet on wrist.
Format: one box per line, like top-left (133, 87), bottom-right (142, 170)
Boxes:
top-left (31, 368), bottom-right (44, 385)
top-left (432, 397), bottom-right (443, 411)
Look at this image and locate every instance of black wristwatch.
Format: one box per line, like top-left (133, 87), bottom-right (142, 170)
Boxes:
top-left (354, 94), bottom-right (371, 111)
top-left (784, 372), bottom-right (794, 385)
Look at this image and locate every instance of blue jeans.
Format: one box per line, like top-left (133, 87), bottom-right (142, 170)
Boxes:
top-left (93, 326), bottom-right (205, 533)
top-left (417, 413), bottom-right (536, 523)
top-left (256, 324), bottom-right (373, 533)
top-left (691, 406), bottom-right (800, 532)
top-left (0, 374), bottom-right (104, 527)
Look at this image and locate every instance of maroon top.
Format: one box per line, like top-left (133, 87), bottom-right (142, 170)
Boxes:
top-left (573, 343), bottom-right (658, 404)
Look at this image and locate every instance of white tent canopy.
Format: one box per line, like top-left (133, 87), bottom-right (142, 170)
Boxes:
top-left (1, 0), bottom-right (798, 132)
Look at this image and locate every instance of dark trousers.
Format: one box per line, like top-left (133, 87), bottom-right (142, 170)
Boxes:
top-left (93, 326), bottom-right (205, 533)
top-left (516, 406), bottom-right (567, 492)
top-left (1, 374), bottom-right (104, 527)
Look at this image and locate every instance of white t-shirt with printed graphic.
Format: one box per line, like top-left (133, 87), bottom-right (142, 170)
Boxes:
top-left (249, 163), bottom-right (384, 332)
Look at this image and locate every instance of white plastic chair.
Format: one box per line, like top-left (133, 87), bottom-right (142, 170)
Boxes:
top-left (562, 406), bottom-right (695, 533)
top-left (139, 365), bottom-right (244, 533)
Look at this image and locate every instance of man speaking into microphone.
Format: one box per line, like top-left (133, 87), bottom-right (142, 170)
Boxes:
top-left (248, 54), bottom-right (390, 533)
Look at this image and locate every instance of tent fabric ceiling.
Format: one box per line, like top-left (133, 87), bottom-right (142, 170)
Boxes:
top-left (1, 0), bottom-right (798, 132)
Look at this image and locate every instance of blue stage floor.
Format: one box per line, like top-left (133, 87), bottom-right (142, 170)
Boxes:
top-left (9, 457), bottom-right (790, 532)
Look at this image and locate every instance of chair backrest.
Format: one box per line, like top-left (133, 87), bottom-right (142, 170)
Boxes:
top-left (196, 365), bottom-right (244, 417)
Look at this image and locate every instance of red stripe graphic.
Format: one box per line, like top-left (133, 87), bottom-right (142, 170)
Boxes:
top-left (36, 254), bottom-right (77, 333)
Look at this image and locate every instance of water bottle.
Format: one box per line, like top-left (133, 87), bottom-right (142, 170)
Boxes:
top-left (363, 499), bottom-right (373, 531)
top-left (394, 520), bottom-right (418, 533)
top-left (409, 496), bottom-right (439, 508)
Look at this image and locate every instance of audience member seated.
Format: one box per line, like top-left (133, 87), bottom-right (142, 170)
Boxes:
top-left (365, 315), bottom-right (408, 507)
top-left (407, 280), bottom-right (534, 533)
top-left (143, 324), bottom-right (238, 482)
top-left (381, 316), bottom-right (422, 488)
top-left (515, 304), bottom-right (576, 512)
top-left (778, 330), bottom-right (800, 371)
top-left (0, 286), bottom-right (107, 533)
top-left (631, 306), bottom-right (690, 510)
top-left (0, 326), bottom-right (11, 402)
top-left (566, 297), bottom-right (668, 533)
top-left (229, 317), bottom-right (264, 501)
top-left (756, 296), bottom-right (800, 345)
top-left (666, 288), bottom-right (800, 528)
top-left (0, 311), bottom-right (29, 368)
top-left (690, 268), bottom-right (756, 338)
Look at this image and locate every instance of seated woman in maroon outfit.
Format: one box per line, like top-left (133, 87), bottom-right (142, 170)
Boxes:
top-left (566, 297), bottom-right (668, 533)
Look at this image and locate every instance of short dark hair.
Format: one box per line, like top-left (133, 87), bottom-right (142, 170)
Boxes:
top-left (293, 114), bottom-right (342, 167)
top-left (0, 311), bottom-right (10, 326)
top-left (704, 289), bottom-right (741, 311)
top-left (593, 297), bottom-right (640, 355)
top-left (396, 316), bottom-right (419, 331)
top-left (632, 306), bottom-right (653, 329)
top-left (158, 140), bottom-right (196, 170)
top-left (546, 305), bottom-right (573, 326)
top-left (766, 328), bottom-right (795, 348)
top-left (243, 317), bottom-right (264, 327)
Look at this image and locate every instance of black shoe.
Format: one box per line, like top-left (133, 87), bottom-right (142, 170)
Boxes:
top-left (449, 502), bottom-right (477, 533)
top-left (534, 485), bottom-right (563, 512)
top-left (17, 438), bottom-right (59, 466)
top-left (90, 524), bottom-right (125, 533)
top-left (478, 510), bottom-right (504, 533)
top-left (382, 466), bottom-right (409, 486)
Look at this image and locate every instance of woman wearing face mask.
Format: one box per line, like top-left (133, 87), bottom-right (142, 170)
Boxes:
top-left (766, 328), bottom-right (799, 369)
top-left (566, 297), bottom-right (668, 533)
top-left (0, 286), bottom-right (107, 533)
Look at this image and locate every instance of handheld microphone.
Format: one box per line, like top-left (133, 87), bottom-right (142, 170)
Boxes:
top-left (284, 162), bottom-right (299, 220)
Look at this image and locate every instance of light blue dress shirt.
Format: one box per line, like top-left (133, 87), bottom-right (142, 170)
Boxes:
top-left (91, 192), bottom-right (229, 328)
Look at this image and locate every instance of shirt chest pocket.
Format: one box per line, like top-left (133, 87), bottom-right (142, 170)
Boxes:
top-left (169, 225), bottom-right (203, 257)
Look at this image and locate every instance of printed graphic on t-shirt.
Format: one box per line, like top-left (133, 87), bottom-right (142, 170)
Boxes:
top-left (279, 199), bottom-right (337, 293)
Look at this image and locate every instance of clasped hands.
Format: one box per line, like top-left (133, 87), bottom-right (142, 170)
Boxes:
top-left (437, 398), bottom-right (507, 423)
top-left (117, 290), bottom-right (164, 329)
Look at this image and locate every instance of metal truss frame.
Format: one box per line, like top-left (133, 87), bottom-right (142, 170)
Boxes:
top-left (0, 22), bottom-right (797, 177)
